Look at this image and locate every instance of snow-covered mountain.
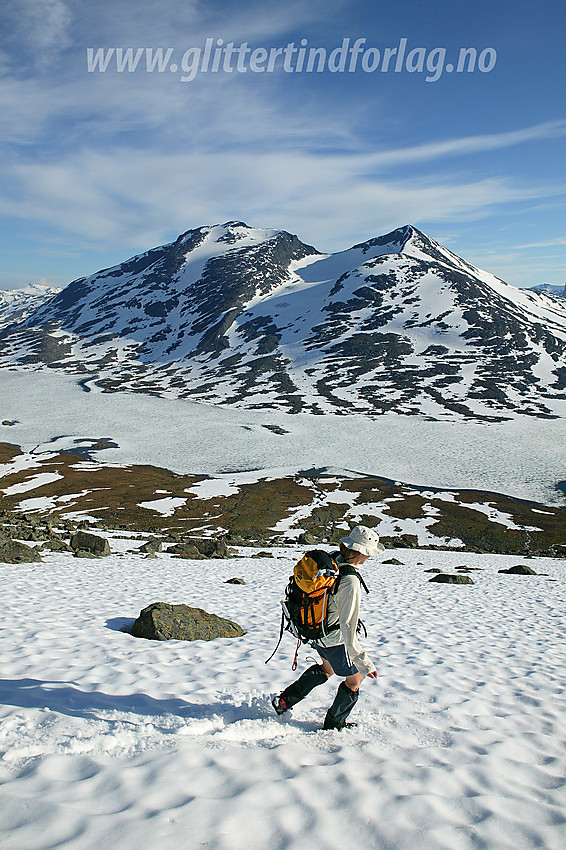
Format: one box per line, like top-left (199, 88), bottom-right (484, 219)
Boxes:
top-left (1, 222), bottom-right (565, 421)
top-left (0, 283), bottom-right (61, 330)
top-left (529, 283), bottom-right (566, 298)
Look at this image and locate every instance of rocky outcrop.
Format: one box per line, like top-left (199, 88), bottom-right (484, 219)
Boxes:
top-left (139, 536), bottom-right (163, 554)
top-left (498, 564), bottom-right (537, 575)
top-left (298, 531), bottom-right (319, 545)
top-left (43, 537), bottom-right (73, 553)
top-left (167, 538), bottom-right (231, 559)
top-left (0, 539), bottom-right (42, 563)
top-left (380, 534), bottom-right (418, 549)
top-left (428, 573), bottom-right (474, 584)
top-left (70, 530), bottom-right (111, 557)
top-left (131, 602), bottom-right (245, 641)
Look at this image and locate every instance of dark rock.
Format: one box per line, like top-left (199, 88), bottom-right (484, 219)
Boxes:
top-left (498, 564), bottom-right (537, 575)
top-left (21, 513), bottom-right (41, 527)
top-left (21, 528), bottom-right (48, 542)
top-left (167, 544), bottom-right (208, 560)
top-left (250, 551), bottom-right (274, 558)
top-left (167, 538), bottom-right (230, 559)
top-left (428, 573), bottom-right (474, 584)
top-left (380, 534), bottom-right (418, 549)
top-left (70, 531), bottom-right (111, 557)
top-left (382, 558), bottom-right (403, 565)
top-left (139, 536), bottom-right (163, 554)
top-left (298, 532), bottom-right (319, 545)
top-left (424, 568), bottom-right (441, 573)
top-left (44, 538), bottom-right (73, 553)
top-left (0, 539), bottom-right (42, 563)
top-left (397, 534), bottom-right (419, 548)
top-left (225, 577), bottom-right (246, 584)
top-left (131, 602), bottom-right (245, 641)
top-left (225, 534), bottom-right (248, 546)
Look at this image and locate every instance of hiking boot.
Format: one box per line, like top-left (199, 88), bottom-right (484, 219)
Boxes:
top-left (274, 664), bottom-right (328, 715)
top-left (272, 694), bottom-right (290, 715)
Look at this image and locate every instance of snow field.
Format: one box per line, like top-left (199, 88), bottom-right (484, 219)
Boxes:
top-left (0, 544), bottom-right (565, 849)
top-left (1, 369), bottom-right (566, 506)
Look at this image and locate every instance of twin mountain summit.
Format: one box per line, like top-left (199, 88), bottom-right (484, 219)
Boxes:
top-left (2, 222), bottom-right (565, 422)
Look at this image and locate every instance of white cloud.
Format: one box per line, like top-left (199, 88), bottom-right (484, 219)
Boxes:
top-left (511, 237), bottom-right (566, 249)
top-left (1, 0), bottom-right (73, 67)
top-left (358, 121), bottom-right (566, 168)
top-left (0, 146), bottom-right (555, 254)
top-left (1, 0), bottom-right (564, 288)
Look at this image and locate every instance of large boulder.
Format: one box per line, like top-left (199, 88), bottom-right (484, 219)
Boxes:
top-left (167, 538), bottom-right (230, 559)
top-left (70, 531), bottom-right (111, 557)
top-left (298, 531), bottom-right (319, 545)
top-left (428, 573), bottom-right (474, 585)
top-left (139, 536), bottom-right (163, 554)
top-left (131, 602), bottom-right (245, 641)
top-left (167, 543), bottom-right (208, 560)
top-left (380, 534), bottom-right (418, 549)
top-left (499, 564), bottom-right (537, 575)
top-left (0, 539), bottom-right (42, 563)
top-left (44, 537), bottom-right (73, 553)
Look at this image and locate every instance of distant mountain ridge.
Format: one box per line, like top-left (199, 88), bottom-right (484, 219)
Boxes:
top-left (529, 283), bottom-right (566, 297)
top-left (1, 221), bottom-right (565, 421)
top-left (0, 283), bottom-right (61, 331)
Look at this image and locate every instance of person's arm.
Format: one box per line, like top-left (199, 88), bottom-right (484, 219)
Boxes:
top-left (335, 575), bottom-right (376, 677)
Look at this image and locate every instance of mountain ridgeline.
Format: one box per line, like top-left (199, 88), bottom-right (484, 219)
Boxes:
top-left (1, 221), bottom-right (565, 421)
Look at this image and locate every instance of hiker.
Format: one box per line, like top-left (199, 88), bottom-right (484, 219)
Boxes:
top-left (272, 525), bottom-right (384, 730)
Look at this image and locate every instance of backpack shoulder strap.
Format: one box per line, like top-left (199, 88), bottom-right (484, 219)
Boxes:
top-left (304, 549), bottom-right (337, 574)
top-left (335, 563), bottom-right (370, 595)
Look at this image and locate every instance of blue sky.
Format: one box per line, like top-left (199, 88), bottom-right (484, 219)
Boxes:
top-left (0, 0), bottom-right (565, 290)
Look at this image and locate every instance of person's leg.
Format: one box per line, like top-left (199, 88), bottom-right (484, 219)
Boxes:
top-left (320, 658), bottom-right (335, 678)
top-left (344, 672), bottom-right (364, 691)
top-left (324, 672), bottom-right (364, 729)
top-left (272, 662), bottom-right (332, 715)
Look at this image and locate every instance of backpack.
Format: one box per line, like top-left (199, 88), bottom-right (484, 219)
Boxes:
top-left (266, 549), bottom-right (369, 667)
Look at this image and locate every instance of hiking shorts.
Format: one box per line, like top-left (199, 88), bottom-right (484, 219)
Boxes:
top-left (313, 643), bottom-right (358, 677)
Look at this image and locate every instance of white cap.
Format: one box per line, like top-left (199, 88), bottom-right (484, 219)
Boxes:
top-left (340, 525), bottom-right (385, 557)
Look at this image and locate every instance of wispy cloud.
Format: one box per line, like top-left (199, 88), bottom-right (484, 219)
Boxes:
top-left (511, 237), bottom-right (566, 249)
top-left (1, 0), bottom-right (564, 289)
top-left (0, 146), bottom-right (555, 254)
top-left (0, 0), bottom-right (73, 68)
top-left (358, 121), bottom-right (566, 169)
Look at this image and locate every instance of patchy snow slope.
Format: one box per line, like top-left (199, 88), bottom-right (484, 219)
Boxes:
top-left (1, 370), bottom-right (565, 505)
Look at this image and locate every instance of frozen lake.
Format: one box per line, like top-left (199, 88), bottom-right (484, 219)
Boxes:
top-left (1, 368), bottom-right (565, 505)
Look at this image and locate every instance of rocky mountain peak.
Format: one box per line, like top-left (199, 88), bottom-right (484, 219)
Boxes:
top-left (1, 222), bottom-right (565, 422)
